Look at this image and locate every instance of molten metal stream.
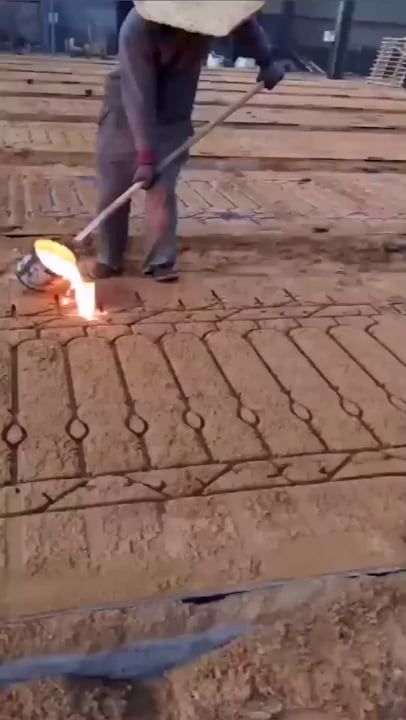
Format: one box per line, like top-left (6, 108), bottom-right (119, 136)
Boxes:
top-left (34, 239), bottom-right (96, 321)
top-left (74, 281), bottom-right (96, 321)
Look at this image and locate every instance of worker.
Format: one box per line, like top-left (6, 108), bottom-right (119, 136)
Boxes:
top-left (93, 0), bottom-right (284, 282)
top-left (15, 1), bottom-right (284, 290)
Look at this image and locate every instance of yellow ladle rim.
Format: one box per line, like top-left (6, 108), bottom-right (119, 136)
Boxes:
top-left (34, 238), bottom-right (77, 267)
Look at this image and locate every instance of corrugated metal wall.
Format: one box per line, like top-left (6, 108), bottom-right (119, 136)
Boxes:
top-left (263, 0), bottom-right (406, 50)
top-left (0, 0), bottom-right (42, 50)
top-left (1, 0), bottom-right (406, 61)
top-left (0, 0), bottom-right (120, 54)
top-left (40, 0), bottom-right (117, 54)
top-left (264, 0), bottom-right (406, 25)
top-left (261, 0), bottom-right (406, 74)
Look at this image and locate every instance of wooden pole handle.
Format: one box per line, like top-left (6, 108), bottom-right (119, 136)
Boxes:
top-left (74, 81), bottom-right (264, 246)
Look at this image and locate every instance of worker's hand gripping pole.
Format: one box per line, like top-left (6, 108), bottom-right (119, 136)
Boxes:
top-left (73, 81), bottom-right (264, 247)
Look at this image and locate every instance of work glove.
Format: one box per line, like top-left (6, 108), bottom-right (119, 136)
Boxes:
top-left (134, 149), bottom-right (157, 189)
top-left (257, 60), bottom-right (285, 90)
top-left (133, 163), bottom-right (156, 190)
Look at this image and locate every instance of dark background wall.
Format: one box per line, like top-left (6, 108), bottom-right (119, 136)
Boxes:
top-left (0, 0), bottom-right (119, 53)
top-left (48, 0), bottom-right (118, 54)
top-left (1, 0), bottom-right (406, 76)
top-left (0, 0), bottom-right (41, 49)
top-left (261, 0), bottom-right (406, 74)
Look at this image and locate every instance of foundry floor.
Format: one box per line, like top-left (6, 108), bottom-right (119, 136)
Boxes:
top-left (1, 54), bottom-right (406, 719)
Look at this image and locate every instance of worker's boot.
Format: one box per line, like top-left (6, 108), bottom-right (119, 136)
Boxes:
top-left (143, 263), bottom-right (179, 282)
top-left (89, 262), bottom-right (124, 280)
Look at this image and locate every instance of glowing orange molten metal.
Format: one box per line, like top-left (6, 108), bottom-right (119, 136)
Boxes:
top-left (75, 281), bottom-right (96, 321)
top-left (34, 239), bottom-right (96, 321)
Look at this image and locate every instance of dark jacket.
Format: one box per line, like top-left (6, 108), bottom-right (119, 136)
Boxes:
top-left (102, 7), bottom-right (272, 157)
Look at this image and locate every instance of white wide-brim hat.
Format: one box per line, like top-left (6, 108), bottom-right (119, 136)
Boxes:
top-left (135, 1), bottom-right (265, 37)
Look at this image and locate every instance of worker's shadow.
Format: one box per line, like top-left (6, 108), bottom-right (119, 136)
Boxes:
top-left (68, 676), bottom-right (170, 719)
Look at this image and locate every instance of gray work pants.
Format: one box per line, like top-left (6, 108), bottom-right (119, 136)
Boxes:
top-left (96, 115), bottom-right (189, 270)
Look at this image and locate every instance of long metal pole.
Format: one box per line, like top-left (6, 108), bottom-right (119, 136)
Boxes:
top-left (50, 0), bottom-right (56, 54)
top-left (74, 82), bottom-right (265, 246)
top-left (279, 0), bottom-right (295, 55)
top-left (40, 0), bottom-right (47, 52)
top-left (328, 0), bottom-right (355, 79)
